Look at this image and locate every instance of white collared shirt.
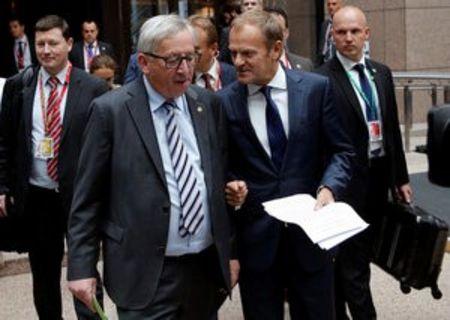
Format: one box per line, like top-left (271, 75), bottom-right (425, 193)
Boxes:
top-left (14, 35), bottom-right (32, 72)
top-left (29, 64), bottom-right (70, 189)
top-left (336, 51), bottom-right (385, 157)
top-left (247, 64), bottom-right (289, 157)
top-left (83, 41), bottom-right (99, 72)
top-left (195, 58), bottom-right (221, 91)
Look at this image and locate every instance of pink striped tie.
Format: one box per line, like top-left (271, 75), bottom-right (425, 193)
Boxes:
top-left (46, 77), bottom-right (61, 181)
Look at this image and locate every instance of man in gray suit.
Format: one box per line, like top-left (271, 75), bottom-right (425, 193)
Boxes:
top-left (265, 7), bottom-right (313, 72)
top-left (67, 14), bottom-right (246, 319)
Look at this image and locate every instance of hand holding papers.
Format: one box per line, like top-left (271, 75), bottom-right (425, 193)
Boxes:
top-left (263, 194), bottom-right (368, 250)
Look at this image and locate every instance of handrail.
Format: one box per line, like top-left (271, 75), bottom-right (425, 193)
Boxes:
top-left (392, 72), bottom-right (450, 151)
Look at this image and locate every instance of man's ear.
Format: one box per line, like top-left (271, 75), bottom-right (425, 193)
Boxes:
top-left (270, 40), bottom-right (284, 61)
top-left (67, 37), bottom-right (74, 52)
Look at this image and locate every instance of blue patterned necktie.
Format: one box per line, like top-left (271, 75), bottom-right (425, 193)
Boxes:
top-left (260, 86), bottom-right (287, 170)
top-left (163, 101), bottom-right (204, 237)
top-left (353, 63), bottom-right (377, 121)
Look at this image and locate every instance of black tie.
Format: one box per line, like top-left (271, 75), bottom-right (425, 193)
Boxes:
top-left (260, 86), bottom-right (287, 170)
top-left (353, 64), bottom-right (377, 121)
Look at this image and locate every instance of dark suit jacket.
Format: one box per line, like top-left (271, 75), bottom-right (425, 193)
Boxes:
top-left (316, 57), bottom-right (409, 217)
top-left (219, 62), bottom-right (237, 88)
top-left (3, 35), bottom-right (37, 77)
top-left (0, 66), bottom-right (109, 218)
top-left (316, 18), bottom-right (334, 66)
top-left (69, 41), bottom-right (115, 71)
top-left (286, 51), bottom-right (313, 72)
top-left (123, 53), bottom-right (141, 84)
top-left (67, 79), bottom-right (232, 309)
top-left (218, 69), bottom-right (354, 273)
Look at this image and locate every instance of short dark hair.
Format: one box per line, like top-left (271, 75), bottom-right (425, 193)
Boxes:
top-left (35, 15), bottom-right (71, 39)
top-left (264, 6), bottom-right (289, 29)
top-left (82, 20), bottom-right (98, 29)
top-left (189, 15), bottom-right (219, 46)
top-left (89, 54), bottom-right (117, 74)
top-left (9, 17), bottom-right (24, 26)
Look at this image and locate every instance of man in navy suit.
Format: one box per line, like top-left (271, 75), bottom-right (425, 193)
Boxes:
top-left (218, 10), bottom-right (354, 319)
top-left (189, 15), bottom-right (236, 91)
top-left (69, 20), bottom-right (115, 73)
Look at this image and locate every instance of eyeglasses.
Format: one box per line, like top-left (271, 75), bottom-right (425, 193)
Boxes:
top-left (143, 52), bottom-right (199, 69)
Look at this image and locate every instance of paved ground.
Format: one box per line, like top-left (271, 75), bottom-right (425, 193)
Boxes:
top-left (1, 136), bottom-right (449, 319)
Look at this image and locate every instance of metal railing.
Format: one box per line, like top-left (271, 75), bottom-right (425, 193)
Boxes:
top-left (392, 72), bottom-right (450, 151)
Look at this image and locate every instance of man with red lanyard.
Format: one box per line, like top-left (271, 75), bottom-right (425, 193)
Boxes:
top-left (189, 15), bottom-right (236, 92)
top-left (0, 15), bottom-right (108, 319)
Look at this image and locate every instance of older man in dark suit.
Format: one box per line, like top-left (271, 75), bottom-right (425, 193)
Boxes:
top-left (316, 6), bottom-right (412, 320)
top-left (218, 9), bottom-right (354, 320)
top-left (67, 14), bottom-right (246, 320)
top-left (0, 15), bottom-right (109, 319)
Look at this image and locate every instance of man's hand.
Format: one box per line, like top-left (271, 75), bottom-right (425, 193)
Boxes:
top-left (0, 195), bottom-right (7, 218)
top-left (225, 180), bottom-right (248, 207)
top-left (68, 278), bottom-right (97, 312)
top-left (230, 259), bottom-right (240, 289)
top-left (395, 183), bottom-right (413, 204)
top-left (314, 187), bottom-right (335, 210)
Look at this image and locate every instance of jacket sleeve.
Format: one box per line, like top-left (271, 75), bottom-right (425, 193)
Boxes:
top-left (67, 100), bottom-right (111, 280)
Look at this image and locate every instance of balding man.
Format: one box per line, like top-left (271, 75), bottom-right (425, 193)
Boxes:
top-left (317, 0), bottom-right (344, 65)
top-left (316, 6), bottom-right (412, 320)
top-left (241, 0), bottom-right (263, 12)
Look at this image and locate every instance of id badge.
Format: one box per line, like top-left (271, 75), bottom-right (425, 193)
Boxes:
top-left (36, 137), bottom-right (54, 159)
top-left (368, 121), bottom-right (383, 142)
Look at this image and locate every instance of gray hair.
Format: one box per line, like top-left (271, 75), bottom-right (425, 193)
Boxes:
top-left (137, 14), bottom-right (195, 54)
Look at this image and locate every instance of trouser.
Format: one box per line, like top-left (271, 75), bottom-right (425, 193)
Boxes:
top-left (335, 157), bottom-right (389, 320)
top-left (239, 228), bottom-right (335, 320)
top-left (117, 245), bottom-right (224, 320)
top-left (26, 185), bottom-right (103, 320)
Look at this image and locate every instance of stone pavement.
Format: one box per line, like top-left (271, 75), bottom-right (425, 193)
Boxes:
top-left (1, 136), bottom-right (449, 319)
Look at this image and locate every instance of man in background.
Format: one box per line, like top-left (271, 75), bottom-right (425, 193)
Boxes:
top-left (265, 7), bottom-right (313, 72)
top-left (6, 17), bottom-right (36, 76)
top-left (69, 20), bottom-right (115, 73)
top-left (189, 15), bottom-right (236, 91)
top-left (316, 6), bottom-right (412, 319)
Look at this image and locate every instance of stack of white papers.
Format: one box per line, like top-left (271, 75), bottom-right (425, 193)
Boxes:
top-left (263, 194), bottom-right (369, 250)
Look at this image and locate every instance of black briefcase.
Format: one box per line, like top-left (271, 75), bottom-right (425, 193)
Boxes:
top-left (373, 201), bottom-right (448, 299)
top-left (427, 104), bottom-right (450, 187)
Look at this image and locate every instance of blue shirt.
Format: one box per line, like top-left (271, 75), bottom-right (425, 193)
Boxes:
top-left (143, 76), bottom-right (212, 256)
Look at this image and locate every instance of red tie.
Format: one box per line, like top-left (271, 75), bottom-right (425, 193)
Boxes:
top-left (46, 77), bottom-right (61, 181)
top-left (201, 73), bottom-right (214, 91)
top-left (17, 41), bottom-right (24, 70)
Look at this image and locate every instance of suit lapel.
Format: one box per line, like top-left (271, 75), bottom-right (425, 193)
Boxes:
top-left (329, 57), bottom-right (366, 124)
top-left (60, 68), bottom-right (81, 145)
top-left (22, 74), bottom-right (38, 156)
top-left (367, 60), bottom-right (387, 122)
top-left (232, 83), bottom-right (274, 169)
top-left (126, 79), bottom-right (167, 186)
top-left (185, 87), bottom-right (212, 195)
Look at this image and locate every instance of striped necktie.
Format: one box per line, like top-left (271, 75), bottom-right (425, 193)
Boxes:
top-left (46, 76), bottom-right (62, 181)
top-left (163, 101), bottom-right (204, 237)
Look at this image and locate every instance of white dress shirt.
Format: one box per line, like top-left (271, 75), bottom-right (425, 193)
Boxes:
top-left (83, 41), bottom-right (100, 72)
top-left (336, 51), bottom-right (385, 157)
top-left (194, 58), bottom-right (221, 91)
top-left (247, 64), bottom-right (289, 157)
top-left (29, 64), bottom-right (70, 189)
top-left (14, 35), bottom-right (32, 72)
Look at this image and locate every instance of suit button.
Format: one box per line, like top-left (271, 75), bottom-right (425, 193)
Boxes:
top-left (157, 246), bottom-right (166, 255)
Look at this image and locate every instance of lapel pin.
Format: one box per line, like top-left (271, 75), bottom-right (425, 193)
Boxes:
top-left (197, 105), bottom-right (203, 112)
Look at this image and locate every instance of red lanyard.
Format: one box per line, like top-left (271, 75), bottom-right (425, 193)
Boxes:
top-left (38, 63), bottom-right (72, 134)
